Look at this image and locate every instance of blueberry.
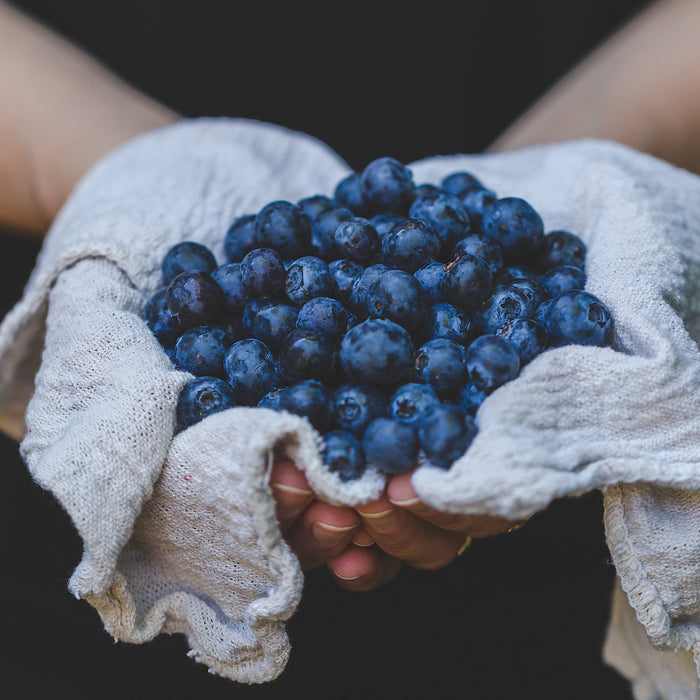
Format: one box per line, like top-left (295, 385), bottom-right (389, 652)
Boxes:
top-left (223, 338), bottom-right (279, 405)
top-left (408, 191), bottom-right (471, 256)
top-left (452, 234), bottom-right (503, 276)
top-left (211, 263), bottom-right (250, 314)
top-left (224, 214), bottom-right (258, 263)
top-left (413, 338), bottom-right (469, 399)
top-left (166, 271), bottom-right (226, 329)
top-left (329, 258), bottom-right (364, 305)
top-left (497, 265), bottom-right (540, 283)
top-left (297, 194), bottom-right (335, 221)
top-left (333, 217), bottom-right (380, 262)
top-left (334, 172), bottom-right (371, 217)
top-left (481, 197), bottom-right (545, 263)
top-left (245, 301), bottom-right (299, 352)
top-left (176, 376), bottom-right (238, 431)
top-left (240, 247), bottom-right (286, 299)
top-left (276, 379), bottom-right (333, 432)
top-left (371, 213), bottom-right (403, 237)
top-left (415, 183), bottom-right (441, 198)
top-left (285, 256), bottom-right (333, 305)
top-left (322, 430), bottom-right (367, 482)
top-left (297, 296), bottom-right (352, 341)
top-left (508, 277), bottom-right (547, 308)
top-left (360, 157), bottom-right (416, 216)
top-left (418, 404), bottom-right (478, 469)
top-left (388, 382), bottom-right (441, 428)
top-left (536, 230), bottom-right (587, 271)
top-left (441, 254), bottom-right (494, 311)
top-left (254, 200), bottom-right (310, 259)
top-left (381, 218), bottom-right (441, 272)
top-left (240, 298), bottom-right (273, 336)
top-left (365, 269), bottom-right (429, 333)
top-left (362, 417), bottom-right (419, 474)
top-left (497, 318), bottom-right (548, 365)
top-left (174, 326), bottom-right (234, 377)
top-left (279, 328), bottom-right (338, 384)
top-left (423, 302), bottom-right (475, 345)
top-left (340, 318), bottom-right (414, 385)
top-left (310, 206), bottom-right (353, 260)
top-left (348, 263), bottom-right (390, 316)
top-left (143, 288), bottom-right (182, 348)
top-left (535, 298), bottom-right (555, 325)
top-left (440, 170), bottom-right (484, 198)
top-left (332, 383), bottom-right (387, 436)
top-left (540, 265), bottom-right (587, 297)
top-left (474, 284), bottom-right (534, 334)
top-left (461, 188), bottom-right (497, 225)
top-left (542, 290), bottom-right (614, 348)
top-left (457, 382), bottom-right (487, 416)
top-left (465, 334), bottom-right (520, 392)
top-left (258, 387), bottom-right (287, 410)
top-left (161, 241), bottom-right (218, 284)
top-left (414, 261), bottom-right (447, 304)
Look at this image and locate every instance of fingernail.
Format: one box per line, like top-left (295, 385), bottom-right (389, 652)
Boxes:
top-left (388, 478), bottom-right (419, 507)
top-left (312, 522), bottom-right (356, 546)
top-left (358, 508), bottom-right (399, 533)
top-left (270, 482), bottom-right (313, 498)
top-left (389, 496), bottom-right (421, 507)
top-left (271, 483), bottom-right (313, 518)
top-left (334, 572), bottom-right (360, 581)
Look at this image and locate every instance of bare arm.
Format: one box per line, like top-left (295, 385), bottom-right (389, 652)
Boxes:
top-left (490, 0), bottom-right (700, 173)
top-left (0, 1), bottom-right (179, 236)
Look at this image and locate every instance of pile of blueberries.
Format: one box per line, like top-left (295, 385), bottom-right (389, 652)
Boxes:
top-left (143, 157), bottom-right (614, 481)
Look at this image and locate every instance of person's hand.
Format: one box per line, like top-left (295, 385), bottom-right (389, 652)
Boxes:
top-left (271, 458), bottom-right (522, 592)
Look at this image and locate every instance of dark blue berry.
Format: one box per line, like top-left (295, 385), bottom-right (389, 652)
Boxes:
top-left (297, 194), bottom-right (335, 221)
top-left (224, 214), bottom-right (257, 263)
top-left (340, 318), bottom-right (414, 385)
top-left (474, 284), bottom-right (535, 334)
top-left (536, 230), bottom-right (586, 271)
top-left (366, 269), bottom-right (429, 333)
top-left (361, 157), bottom-right (416, 216)
top-left (362, 417), bottom-right (419, 474)
top-left (254, 200), bottom-right (310, 259)
top-left (381, 218), bottom-right (441, 272)
top-left (162, 242), bottom-right (217, 284)
top-left (440, 170), bottom-right (484, 198)
top-left (409, 191), bottom-right (471, 256)
top-left (245, 301), bottom-right (299, 352)
top-left (441, 254), bottom-right (494, 311)
top-left (333, 217), bottom-right (380, 262)
top-left (418, 404), bottom-right (478, 469)
top-left (509, 277), bottom-right (547, 308)
top-left (322, 430), bottom-right (367, 482)
top-left (211, 263), bottom-right (250, 314)
top-left (414, 262), bottom-right (447, 304)
top-left (241, 248), bottom-right (286, 299)
top-left (224, 338), bottom-right (279, 405)
top-left (174, 326), bottom-right (233, 378)
top-left (285, 256), bottom-right (333, 305)
top-left (279, 328), bottom-right (338, 384)
top-left (348, 263), bottom-right (390, 316)
top-left (413, 338), bottom-right (469, 399)
top-left (388, 382), bottom-right (441, 428)
top-left (452, 234), bottom-right (503, 276)
top-left (481, 197), bottom-right (545, 263)
top-left (535, 298), bottom-right (555, 325)
top-left (332, 383), bottom-right (387, 436)
top-left (166, 271), bottom-right (226, 329)
top-left (542, 290), bottom-right (614, 348)
top-left (329, 258), bottom-right (364, 305)
top-left (278, 379), bottom-right (334, 432)
top-left (497, 318), bottom-right (548, 364)
top-left (498, 265), bottom-right (540, 284)
top-left (423, 302), bottom-right (475, 345)
top-left (457, 382), bottom-right (487, 416)
top-left (334, 172), bottom-right (371, 217)
top-left (465, 334), bottom-right (520, 392)
top-left (540, 265), bottom-right (587, 297)
top-left (461, 188), bottom-right (497, 225)
top-left (297, 297), bottom-right (352, 341)
top-left (371, 213), bottom-right (403, 237)
top-left (258, 387), bottom-right (287, 410)
top-left (310, 207), bottom-right (353, 260)
top-left (143, 288), bottom-right (182, 348)
top-left (176, 376), bottom-right (238, 431)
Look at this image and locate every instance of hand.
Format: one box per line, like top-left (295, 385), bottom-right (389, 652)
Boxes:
top-left (271, 458), bottom-right (522, 592)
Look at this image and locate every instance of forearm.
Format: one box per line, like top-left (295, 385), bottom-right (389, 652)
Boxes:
top-left (0, 2), bottom-right (179, 236)
top-left (490, 0), bottom-right (700, 173)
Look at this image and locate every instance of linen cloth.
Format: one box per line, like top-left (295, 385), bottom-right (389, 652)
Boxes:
top-left (0, 118), bottom-right (698, 694)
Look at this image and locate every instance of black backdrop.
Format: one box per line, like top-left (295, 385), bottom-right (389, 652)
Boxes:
top-left (0, 1), bottom-right (653, 698)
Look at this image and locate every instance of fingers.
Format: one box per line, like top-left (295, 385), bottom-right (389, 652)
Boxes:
top-left (357, 495), bottom-right (466, 570)
top-left (327, 546), bottom-right (402, 592)
top-left (283, 499), bottom-right (361, 571)
top-left (270, 459), bottom-right (314, 533)
top-left (387, 470), bottom-right (522, 538)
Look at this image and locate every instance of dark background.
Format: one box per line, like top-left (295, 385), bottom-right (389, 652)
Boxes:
top-left (0, 1), bottom-right (652, 697)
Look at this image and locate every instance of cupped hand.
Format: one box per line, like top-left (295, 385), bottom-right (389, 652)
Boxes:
top-left (271, 459), bottom-right (523, 592)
